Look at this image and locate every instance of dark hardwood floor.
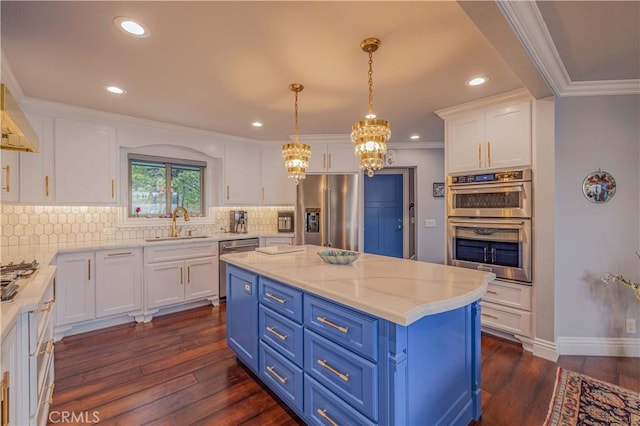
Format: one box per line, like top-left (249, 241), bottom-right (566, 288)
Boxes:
top-left (50, 304), bottom-right (640, 425)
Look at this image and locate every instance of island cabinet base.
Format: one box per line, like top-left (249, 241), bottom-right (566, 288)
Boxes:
top-left (225, 264), bottom-right (482, 425)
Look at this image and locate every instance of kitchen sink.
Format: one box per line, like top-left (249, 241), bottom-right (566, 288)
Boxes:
top-left (145, 235), bottom-right (210, 242)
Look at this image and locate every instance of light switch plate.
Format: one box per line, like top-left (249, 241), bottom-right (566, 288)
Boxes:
top-left (424, 219), bottom-right (436, 228)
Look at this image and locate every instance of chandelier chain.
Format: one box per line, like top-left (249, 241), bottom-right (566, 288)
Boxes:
top-left (294, 89), bottom-right (299, 144)
top-left (368, 51), bottom-right (374, 115)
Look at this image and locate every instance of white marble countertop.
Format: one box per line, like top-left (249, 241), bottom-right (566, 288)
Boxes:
top-left (220, 245), bottom-right (496, 326)
top-left (0, 231), bottom-right (294, 340)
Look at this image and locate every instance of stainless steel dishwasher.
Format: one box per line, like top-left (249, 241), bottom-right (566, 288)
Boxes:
top-left (219, 238), bottom-right (259, 299)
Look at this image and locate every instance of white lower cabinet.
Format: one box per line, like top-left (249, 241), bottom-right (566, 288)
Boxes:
top-left (95, 249), bottom-right (143, 317)
top-left (480, 280), bottom-right (532, 338)
top-left (145, 242), bottom-right (219, 312)
top-left (55, 249), bottom-right (143, 339)
top-left (2, 273), bottom-right (56, 425)
top-left (1, 323), bottom-right (19, 425)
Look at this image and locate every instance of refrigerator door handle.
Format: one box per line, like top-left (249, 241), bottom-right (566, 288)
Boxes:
top-left (325, 187), bottom-right (332, 247)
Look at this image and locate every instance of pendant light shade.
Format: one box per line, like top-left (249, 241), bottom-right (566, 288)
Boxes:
top-left (282, 83), bottom-right (311, 185)
top-left (351, 37), bottom-right (391, 177)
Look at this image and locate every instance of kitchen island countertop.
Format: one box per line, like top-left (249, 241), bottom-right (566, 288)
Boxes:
top-left (221, 245), bottom-right (495, 326)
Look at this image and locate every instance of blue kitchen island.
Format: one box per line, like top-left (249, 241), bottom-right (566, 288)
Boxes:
top-left (221, 245), bottom-right (495, 425)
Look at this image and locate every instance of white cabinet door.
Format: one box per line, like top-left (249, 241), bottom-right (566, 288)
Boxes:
top-left (261, 145), bottom-right (295, 205)
top-left (0, 322), bottom-right (18, 426)
top-left (19, 112), bottom-right (55, 203)
top-left (0, 151), bottom-right (20, 202)
top-left (55, 252), bottom-right (95, 326)
top-left (146, 260), bottom-right (185, 309)
top-left (446, 101), bottom-right (531, 174)
top-left (307, 143), bottom-right (359, 173)
top-left (95, 249), bottom-right (143, 318)
top-left (224, 142), bottom-right (261, 204)
top-left (185, 256), bottom-right (218, 301)
top-left (485, 102), bottom-right (531, 170)
top-left (447, 113), bottom-right (484, 173)
top-left (54, 118), bottom-right (117, 204)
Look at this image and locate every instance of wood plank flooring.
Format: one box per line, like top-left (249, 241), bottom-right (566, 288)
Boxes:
top-left (50, 304), bottom-right (639, 425)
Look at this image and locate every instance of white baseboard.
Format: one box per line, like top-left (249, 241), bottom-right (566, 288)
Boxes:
top-left (533, 338), bottom-right (559, 362)
top-left (556, 336), bottom-right (640, 357)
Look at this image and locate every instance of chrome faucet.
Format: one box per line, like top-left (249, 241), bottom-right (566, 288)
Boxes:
top-left (170, 206), bottom-right (190, 237)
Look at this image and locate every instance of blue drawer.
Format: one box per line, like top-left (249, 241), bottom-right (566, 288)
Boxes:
top-left (304, 294), bottom-right (378, 361)
top-left (259, 277), bottom-right (303, 322)
top-left (259, 305), bottom-right (304, 368)
top-left (305, 374), bottom-right (377, 426)
top-left (259, 341), bottom-right (304, 412)
top-left (304, 329), bottom-right (378, 421)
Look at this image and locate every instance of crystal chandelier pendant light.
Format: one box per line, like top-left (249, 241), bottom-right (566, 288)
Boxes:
top-left (282, 83), bottom-right (311, 185)
top-left (351, 37), bottom-right (391, 177)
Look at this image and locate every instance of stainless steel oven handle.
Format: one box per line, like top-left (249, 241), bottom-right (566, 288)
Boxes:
top-left (448, 219), bottom-right (526, 228)
top-left (449, 182), bottom-right (526, 192)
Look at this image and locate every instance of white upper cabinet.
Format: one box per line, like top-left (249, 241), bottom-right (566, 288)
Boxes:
top-left (224, 142), bottom-right (261, 205)
top-left (54, 118), bottom-right (117, 204)
top-left (438, 90), bottom-right (533, 174)
top-left (20, 112), bottom-right (55, 203)
top-left (307, 142), bottom-right (359, 174)
top-left (261, 145), bottom-right (295, 205)
top-left (0, 150), bottom-right (20, 202)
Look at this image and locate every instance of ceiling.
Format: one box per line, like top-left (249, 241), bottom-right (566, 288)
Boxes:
top-left (1, 1), bottom-right (638, 145)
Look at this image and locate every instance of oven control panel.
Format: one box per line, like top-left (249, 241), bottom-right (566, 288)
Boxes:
top-left (448, 169), bottom-right (531, 185)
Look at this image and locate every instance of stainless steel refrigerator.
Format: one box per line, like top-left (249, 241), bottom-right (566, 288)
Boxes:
top-left (295, 174), bottom-right (359, 250)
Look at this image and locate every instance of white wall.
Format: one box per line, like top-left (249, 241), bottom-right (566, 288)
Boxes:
top-left (555, 95), bottom-right (640, 342)
top-left (394, 148), bottom-right (446, 263)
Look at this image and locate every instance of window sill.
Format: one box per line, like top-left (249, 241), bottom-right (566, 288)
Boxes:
top-left (117, 211), bottom-right (215, 228)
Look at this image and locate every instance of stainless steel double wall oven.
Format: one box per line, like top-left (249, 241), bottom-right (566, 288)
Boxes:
top-left (447, 169), bottom-right (532, 284)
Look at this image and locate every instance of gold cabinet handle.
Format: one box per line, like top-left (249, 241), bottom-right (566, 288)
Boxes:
top-left (111, 179), bottom-right (115, 198)
top-left (328, 153), bottom-right (332, 169)
top-left (266, 366), bottom-right (288, 384)
top-left (317, 409), bottom-right (338, 426)
top-left (323, 153), bottom-right (326, 169)
top-left (262, 187), bottom-right (265, 202)
top-left (316, 316), bottom-right (348, 334)
top-left (106, 252), bottom-right (132, 257)
top-left (481, 312), bottom-right (499, 319)
top-left (265, 292), bottom-right (286, 304)
top-left (266, 326), bottom-right (288, 341)
top-left (2, 165), bottom-right (9, 192)
top-left (486, 289), bottom-right (498, 295)
top-left (38, 339), bottom-right (54, 356)
top-left (226, 185), bottom-right (230, 200)
top-left (478, 143), bottom-right (482, 168)
top-left (44, 383), bottom-right (55, 406)
top-left (487, 141), bottom-right (491, 167)
top-left (45, 175), bottom-right (50, 197)
top-left (187, 266), bottom-right (191, 284)
top-left (180, 267), bottom-right (183, 285)
top-left (87, 259), bottom-right (91, 280)
top-left (1, 371), bottom-right (9, 426)
top-left (317, 359), bottom-right (349, 382)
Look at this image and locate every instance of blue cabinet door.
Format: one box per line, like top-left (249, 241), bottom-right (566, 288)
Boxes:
top-left (226, 265), bottom-right (259, 372)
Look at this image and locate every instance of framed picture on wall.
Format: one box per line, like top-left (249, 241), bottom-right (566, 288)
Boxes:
top-left (433, 182), bottom-right (445, 198)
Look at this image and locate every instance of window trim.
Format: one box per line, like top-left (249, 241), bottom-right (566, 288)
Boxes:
top-left (128, 154), bottom-right (206, 218)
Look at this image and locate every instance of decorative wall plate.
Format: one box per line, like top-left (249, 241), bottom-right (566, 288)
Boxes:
top-left (582, 170), bottom-right (616, 204)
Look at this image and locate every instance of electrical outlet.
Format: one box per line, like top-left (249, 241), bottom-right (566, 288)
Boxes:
top-left (626, 318), bottom-right (637, 334)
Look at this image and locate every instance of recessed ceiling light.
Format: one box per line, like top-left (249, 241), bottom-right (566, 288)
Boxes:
top-left (467, 76), bottom-right (488, 86)
top-left (104, 85), bottom-right (127, 95)
top-left (114, 17), bottom-right (150, 38)
top-left (252, 121), bottom-right (263, 127)
top-left (410, 135), bottom-right (420, 140)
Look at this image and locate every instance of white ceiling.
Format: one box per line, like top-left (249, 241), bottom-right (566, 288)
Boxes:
top-left (1, 1), bottom-right (638, 145)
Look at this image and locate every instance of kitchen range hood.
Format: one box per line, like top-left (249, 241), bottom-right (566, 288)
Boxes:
top-left (1, 83), bottom-right (39, 152)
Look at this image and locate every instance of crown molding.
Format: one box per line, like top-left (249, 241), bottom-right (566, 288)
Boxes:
top-left (435, 87), bottom-right (533, 118)
top-left (497, 1), bottom-right (640, 97)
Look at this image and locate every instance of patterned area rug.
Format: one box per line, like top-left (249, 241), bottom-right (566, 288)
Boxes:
top-left (544, 367), bottom-right (640, 425)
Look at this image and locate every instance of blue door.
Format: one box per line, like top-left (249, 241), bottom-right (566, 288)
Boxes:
top-left (364, 174), bottom-right (403, 258)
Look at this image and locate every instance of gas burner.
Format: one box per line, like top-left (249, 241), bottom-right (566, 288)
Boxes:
top-left (0, 259), bottom-right (39, 303)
